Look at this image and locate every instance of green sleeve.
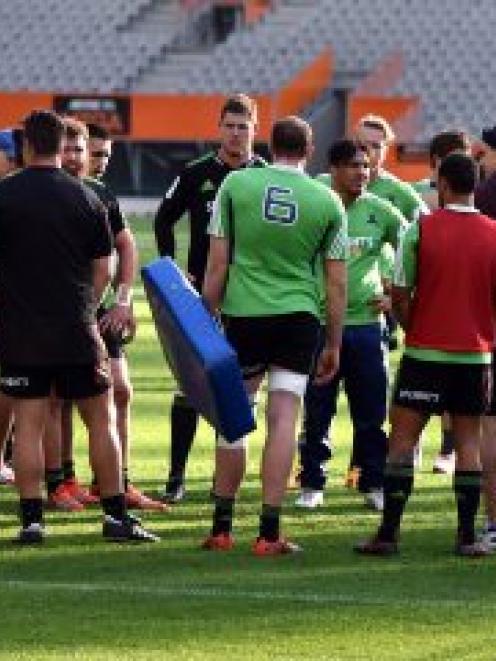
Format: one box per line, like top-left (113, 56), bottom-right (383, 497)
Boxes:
top-left (326, 197), bottom-right (348, 260)
top-left (208, 178), bottom-right (231, 238)
top-left (383, 202), bottom-right (408, 249)
top-left (380, 243), bottom-right (395, 279)
top-left (393, 221), bottom-right (419, 287)
top-left (401, 183), bottom-right (429, 222)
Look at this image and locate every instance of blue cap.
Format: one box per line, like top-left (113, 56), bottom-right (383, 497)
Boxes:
top-left (0, 130), bottom-right (15, 159)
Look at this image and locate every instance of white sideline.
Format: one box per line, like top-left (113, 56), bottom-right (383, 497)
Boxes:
top-left (1, 580), bottom-right (490, 610)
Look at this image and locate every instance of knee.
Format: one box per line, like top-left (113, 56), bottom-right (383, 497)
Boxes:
top-left (113, 381), bottom-right (132, 409)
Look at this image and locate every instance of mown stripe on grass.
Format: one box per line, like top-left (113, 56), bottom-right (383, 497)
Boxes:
top-left (1, 580), bottom-right (490, 611)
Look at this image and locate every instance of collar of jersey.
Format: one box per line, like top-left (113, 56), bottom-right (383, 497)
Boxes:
top-left (269, 162), bottom-right (305, 174)
top-left (444, 203), bottom-right (477, 213)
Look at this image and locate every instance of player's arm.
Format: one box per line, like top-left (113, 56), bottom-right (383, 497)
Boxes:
top-left (315, 201), bottom-right (348, 384)
top-left (202, 237), bottom-right (229, 314)
top-left (99, 227), bottom-right (138, 337)
top-left (92, 255), bottom-right (113, 304)
top-left (403, 183), bottom-right (429, 222)
top-left (370, 203), bottom-right (408, 313)
top-left (392, 221), bottom-right (419, 329)
top-left (154, 170), bottom-right (191, 257)
top-left (202, 180), bottom-right (231, 314)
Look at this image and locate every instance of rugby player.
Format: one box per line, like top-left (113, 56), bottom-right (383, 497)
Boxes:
top-left (474, 125), bottom-right (496, 551)
top-left (356, 153), bottom-right (496, 557)
top-left (413, 130), bottom-right (472, 475)
top-left (0, 110), bottom-right (157, 543)
top-left (202, 116), bottom-right (348, 554)
top-left (43, 117), bottom-right (165, 511)
top-left (154, 94), bottom-right (266, 503)
top-left (295, 139), bottom-right (407, 511)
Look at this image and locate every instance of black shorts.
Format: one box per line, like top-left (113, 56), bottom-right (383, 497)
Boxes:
top-left (392, 354), bottom-right (491, 416)
top-left (223, 312), bottom-right (320, 379)
top-left (97, 306), bottom-right (123, 359)
top-left (0, 360), bottom-right (111, 399)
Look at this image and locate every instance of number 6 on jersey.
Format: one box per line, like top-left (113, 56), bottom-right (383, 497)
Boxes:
top-left (263, 186), bottom-right (298, 225)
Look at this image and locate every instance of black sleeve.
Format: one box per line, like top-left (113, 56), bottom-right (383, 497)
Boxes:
top-left (154, 169), bottom-right (192, 257)
top-left (87, 200), bottom-right (113, 259)
top-left (107, 197), bottom-right (127, 238)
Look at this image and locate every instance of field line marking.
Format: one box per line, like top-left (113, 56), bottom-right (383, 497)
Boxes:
top-left (1, 579), bottom-right (490, 610)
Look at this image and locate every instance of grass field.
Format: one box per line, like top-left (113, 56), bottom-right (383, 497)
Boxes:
top-left (1, 216), bottom-right (495, 660)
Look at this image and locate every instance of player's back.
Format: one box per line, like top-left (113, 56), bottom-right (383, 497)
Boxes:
top-left (213, 164), bottom-right (346, 317)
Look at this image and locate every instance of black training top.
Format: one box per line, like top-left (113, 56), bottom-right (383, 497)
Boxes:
top-left (154, 151), bottom-right (266, 289)
top-left (84, 176), bottom-right (127, 238)
top-left (0, 166), bottom-right (112, 366)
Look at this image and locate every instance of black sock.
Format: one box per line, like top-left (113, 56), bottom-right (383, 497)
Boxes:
top-left (63, 460), bottom-right (76, 481)
top-left (454, 470), bottom-right (482, 545)
top-left (212, 496), bottom-right (234, 535)
top-left (440, 429), bottom-right (455, 456)
top-left (101, 494), bottom-right (127, 522)
top-left (169, 395), bottom-right (198, 481)
top-left (377, 462), bottom-right (414, 543)
top-left (45, 468), bottom-right (64, 496)
top-left (123, 468), bottom-right (129, 491)
top-left (20, 498), bottom-right (43, 528)
top-left (259, 504), bottom-right (281, 542)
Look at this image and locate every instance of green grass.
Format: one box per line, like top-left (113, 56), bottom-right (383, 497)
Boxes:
top-left (1, 216), bottom-right (495, 660)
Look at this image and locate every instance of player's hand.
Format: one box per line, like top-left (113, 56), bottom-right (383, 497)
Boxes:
top-left (313, 346), bottom-right (340, 385)
top-left (368, 294), bottom-right (392, 313)
top-left (98, 303), bottom-right (135, 337)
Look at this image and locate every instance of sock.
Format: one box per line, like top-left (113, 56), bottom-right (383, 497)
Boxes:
top-left (63, 460), bottom-right (76, 482)
top-left (101, 494), bottom-right (127, 522)
top-left (20, 498), bottom-right (43, 528)
top-left (454, 470), bottom-right (482, 545)
top-left (212, 496), bottom-right (234, 535)
top-left (377, 462), bottom-right (414, 543)
top-left (45, 468), bottom-right (64, 496)
top-left (169, 395), bottom-right (198, 481)
top-left (123, 467), bottom-right (129, 491)
top-left (440, 429), bottom-right (455, 456)
top-left (259, 504), bottom-right (281, 542)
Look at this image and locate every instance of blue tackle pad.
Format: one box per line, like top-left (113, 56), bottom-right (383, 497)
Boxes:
top-left (141, 257), bottom-right (255, 442)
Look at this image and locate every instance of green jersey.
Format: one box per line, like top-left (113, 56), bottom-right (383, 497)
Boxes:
top-left (208, 164), bottom-right (348, 317)
top-left (394, 221), bottom-right (490, 364)
top-left (368, 170), bottom-right (429, 222)
top-left (317, 171), bottom-right (428, 222)
top-left (379, 243), bottom-right (395, 281)
top-left (314, 175), bottom-right (407, 324)
top-left (343, 192), bottom-right (407, 324)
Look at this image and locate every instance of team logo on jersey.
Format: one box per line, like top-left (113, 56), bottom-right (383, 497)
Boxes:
top-left (348, 236), bottom-right (375, 255)
top-left (201, 180), bottom-right (216, 194)
top-left (367, 214), bottom-right (377, 224)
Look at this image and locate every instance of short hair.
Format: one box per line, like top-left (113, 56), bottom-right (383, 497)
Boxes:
top-left (23, 110), bottom-right (65, 157)
top-left (327, 139), bottom-right (369, 167)
top-left (220, 94), bottom-right (257, 123)
top-left (438, 153), bottom-right (477, 195)
top-left (87, 123), bottom-right (110, 141)
top-left (429, 130), bottom-right (471, 160)
top-left (270, 116), bottom-right (312, 158)
top-left (62, 116), bottom-right (89, 141)
top-left (12, 128), bottom-right (24, 167)
top-left (358, 114), bottom-right (395, 143)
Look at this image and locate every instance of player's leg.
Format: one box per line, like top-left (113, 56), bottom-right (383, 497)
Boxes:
top-left (296, 326), bottom-right (341, 508)
top-left (1, 366), bottom-right (53, 543)
top-left (253, 312), bottom-right (320, 555)
top-left (161, 392), bottom-right (199, 502)
top-left (43, 396), bottom-right (83, 511)
top-left (344, 323), bottom-right (388, 510)
top-left (433, 412), bottom-right (456, 474)
top-left (480, 415), bottom-right (496, 550)
top-left (355, 355), bottom-right (434, 555)
top-left (111, 354), bottom-right (165, 511)
top-left (204, 375), bottom-right (261, 550)
top-left (62, 362), bottom-right (158, 543)
top-left (447, 362), bottom-right (491, 556)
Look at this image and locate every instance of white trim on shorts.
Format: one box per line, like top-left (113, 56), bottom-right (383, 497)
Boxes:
top-left (267, 367), bottom-right (308, 397)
